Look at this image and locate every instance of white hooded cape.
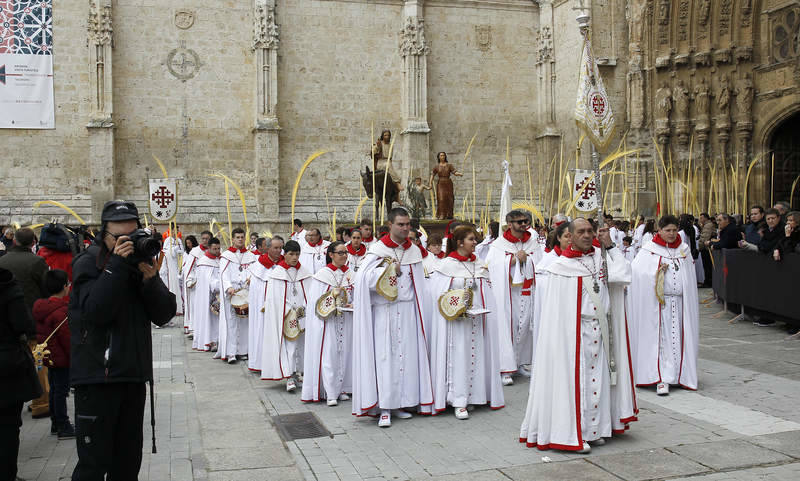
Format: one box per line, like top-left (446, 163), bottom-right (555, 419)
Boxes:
top-left (217, 249), bottom-right (258, 361)
top-left (301, 266), bottom-right (355, 402)
top-left (182, 245), bottom-right (205, 331)
top-left (159, 236), bottom-right (184, 315)
top-left (520, 247), bottom-right (638, 450)
top-left (191, 254), bottom-right (220, 351)
top-left (422, 256), bottom-right (504, 414)
top-left (299, 241), bottom-right (331, 274)
top-left (246, 258), bottom-right (276, 372)
top-left (628, 239), bottom-right (699, 390)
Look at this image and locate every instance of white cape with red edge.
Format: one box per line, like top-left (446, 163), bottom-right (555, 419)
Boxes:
top-left (217, 250), bottom-right (258, 361)
top-left (421, 257), bottom-right (504, 414)
top-left (520, 247), bottom-right (638, 450)
top-left (246, 260), bottom-right (275, 372)
top-left (350, 240), bottom-right (434, 416)
top-left (628, 240), bottom-right (699, 390)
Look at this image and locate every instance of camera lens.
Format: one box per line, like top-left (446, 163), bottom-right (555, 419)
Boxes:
top-left (136, 236), bottom-right (162, 259)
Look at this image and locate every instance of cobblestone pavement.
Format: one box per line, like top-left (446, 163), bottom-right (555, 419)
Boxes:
top-left (17, 290), bottom-right (800, 480)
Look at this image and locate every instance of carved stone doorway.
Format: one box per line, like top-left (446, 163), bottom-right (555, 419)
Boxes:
top-left (769, 112), bottom-right (800, 207)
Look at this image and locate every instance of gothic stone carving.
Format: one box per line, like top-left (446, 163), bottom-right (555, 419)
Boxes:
top-left (658, 0), bottom-right (670, 45)
top-left (536, 26), bottom-right (552, 64)
top-left (715, 75), bottom-right (731, 142)
top-left (167, 45), bottom-right (201, 81)
top-left (400, 16), bottom-right (429, 57)
top-left (719, 0), bottom-right (732, 37)
top-left (254, 1), bottom-right (279, 50)
top-left (475, 25), bottom-right (492, 52)
top-left (735, 73), bottom-right (754, 129)
top-left (694, 78), bottom-right (711, 142)
top-left (88, 1), bottom-right (113, 46)
top-left (673, 80), bottom-right (690, 145)
top-left (174, 9), bottom-right (195, 30)
top-left (655, 82), bottom-right (672, 143)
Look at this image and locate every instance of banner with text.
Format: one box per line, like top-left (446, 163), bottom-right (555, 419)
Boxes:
top-left (0, 1), bottom-right (55, 129)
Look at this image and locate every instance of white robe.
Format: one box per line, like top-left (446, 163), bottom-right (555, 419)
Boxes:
top-left (246, 258), bottom-right (276, 372)
top-left (632, 223), bottom-right (646, 254)
top-left (299, 241), bottom-right (331, 274)
top-left (159, 236), bottom-right (184, 315)
top-left (301, 266), bottom-right (355, 402)
top-left (191, 255), bottom-right (220, 351)
top-left (218, 249), bottom-right (258, 361)
top-left (530, 248), bottom-right (560, 367)
top-left (423, 257), bottom-right (504, 413)
top-left (422, 253), bottom-right (444, 279)
top-left (291, 228), bottom-right (308, 247)
top-left (486, 232), bottom-right (543, 373)
top-left (182, 245), bottom-right (205, 332)
top-left (520, 247), bottom-right (637, 450)
top-left (260, 263), bottom-right (312, 380)
top-left (628, 239), bottom-right (699, 390)
top-left (351, 239), bottom-right (434, 416)
top-left (475, 236), bottom-right (495, 261)
top-left (345, 245), bottom-right (367, 273)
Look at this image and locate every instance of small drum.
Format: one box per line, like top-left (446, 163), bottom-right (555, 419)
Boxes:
top-left (231, 288), bottom-right (249, 318)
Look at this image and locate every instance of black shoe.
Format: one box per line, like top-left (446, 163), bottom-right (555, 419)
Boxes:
top-left (50, 420), bottom-right (58, 435)
top-left (57, 422), bottom-right (76, 439)
top-left (754, 319), bottom-right (776, 327)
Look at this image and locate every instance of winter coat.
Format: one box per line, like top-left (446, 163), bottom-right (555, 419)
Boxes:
top-left (758, 222), bottom-right (785, 255)
top-left (69, 241), bottom-right (176, 385)
top-left (33, 296), bottom-right (70, 369)
top-left (710, 224), bottom-right (740, 250)
top-left (0, 268), bottom-right (43, 404)
top-left (37, 246), bottom-right (74, 281)
top-left (0, 246), bottom-right (49, 316)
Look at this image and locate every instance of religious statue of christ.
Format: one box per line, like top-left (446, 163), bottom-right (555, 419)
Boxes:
top-left (428, 152), bottom-right (462, 220)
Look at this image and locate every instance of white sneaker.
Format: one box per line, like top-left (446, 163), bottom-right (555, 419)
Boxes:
top-left (286, 379), bottom-right (296, 392)
top-left (297, 372), bottom-right (304, 382)
top-left (212, 352), bottom-right (221, 359)
top-left (392, 409), bottom-right (412, 419)
top-left (378, 411), bottom-right (391, 428)
top-left (577, 442), bottom-right (591, 454)
top-left (657, 382), bottom-right (669, 396)
top-left (338, 393), bottom-right (350, 401)
top-left (327, 398), bottom-right (338, 407)
top-left (227, 357), bottom-right (237, 364)
top-left (502, 374), bottom-right (514, 386)
top-left (210, 343), bottom-right (218, 352)
top-left (589, 438), bottom-right (606, 446)
top-left (518, 365), bottom-right (532, 377)
top-left (454, 408), bottom-right (469, 420)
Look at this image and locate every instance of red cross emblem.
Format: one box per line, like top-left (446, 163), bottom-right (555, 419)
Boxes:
top-left (450, 296), bottom-right (459, 306)
top-left (151, 186), bottom-right (175, 209)
top-left (389, 276), bottom-right (397, 287)
top-left (590, 93), bottom-right (606, 117)
top-left (575, 179), bottom-right (597, 200)
top-left (325, 297), bottom-right (333, 307)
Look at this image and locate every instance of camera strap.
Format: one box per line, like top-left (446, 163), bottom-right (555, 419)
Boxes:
top-left (150, 379), bottom-right (157, 453)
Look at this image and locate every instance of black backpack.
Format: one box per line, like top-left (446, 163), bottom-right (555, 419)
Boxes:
top-left (39, 223), bottom-right (82, 254)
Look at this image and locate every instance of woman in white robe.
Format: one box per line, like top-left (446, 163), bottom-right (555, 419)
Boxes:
top-left (246, 254), bottom-right (278, 372)
top-left (302, 242), bottom-right (355, 405)
top-left (345, 229), bottom-right (367, 273)
top-left (260, 241), bottom-right (312, 392)
top-left (629, 216), bottom-right (699, 393)
top-left (424, 226), bottom-right (504, 419)
top-left (191, 244), bottom-right (221, 352)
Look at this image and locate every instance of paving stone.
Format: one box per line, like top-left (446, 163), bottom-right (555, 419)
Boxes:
top-left (669, 438), bottom-right (792, 471)
top-left (748, 430), bottom-right (800, 459)
top-left (207, 467), bottom-right (304, 481)
top-left (501, 459), bottom-right (620, 481)
top-left (588, 448), bottom-right (710, 480)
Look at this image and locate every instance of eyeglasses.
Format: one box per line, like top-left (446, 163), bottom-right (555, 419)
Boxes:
top-left (510, 219), bottom-right (530, 225)
top-left (332, 251), bottom-right (348, 256)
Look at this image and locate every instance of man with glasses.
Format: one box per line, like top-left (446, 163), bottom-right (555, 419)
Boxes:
top-left (486, 209), bottom-right (544, 386)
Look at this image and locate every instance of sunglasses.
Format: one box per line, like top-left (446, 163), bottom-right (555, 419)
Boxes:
top-left (510, 219), bottom-right (530, 225)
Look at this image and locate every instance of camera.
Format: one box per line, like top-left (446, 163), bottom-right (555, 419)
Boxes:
top-left (127, 229), bottom-right (162, 264)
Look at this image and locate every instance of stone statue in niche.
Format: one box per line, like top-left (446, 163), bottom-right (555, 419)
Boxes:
top-left (698, 0), bottom-right (711, 26)
top-left (628, 0), bottom-right (648, 50)
top-left (673, 80), bottom-right (689, 120)
top-left (658, 0), bottom-right (670, 25)
top-left (735, 73), bottom-right (754, 120)
top-left (694, 78), bottom-right (710, 118)
top-left (716, 75), bottom-right (730, 117)
top-left (655, 82), bottom-right (672, 123)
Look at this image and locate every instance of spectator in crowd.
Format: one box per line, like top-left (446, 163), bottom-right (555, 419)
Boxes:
top-left (773, 201), bottom-right (790, 220)
top-left (757, 208), bottom-right (784, 255)
top-left (774, 211), bottom-right (800, 261)
top-left (33, 269), bottom-right (74, 439)
top-left (641, 219), bottom-right (656, 246)
top-left (184, 235), bottom-right (198, 254)
top-left (679, 214), bottom-right (699, 261)
top-left (708, 214), bottom-right (739, 250)
top-left (744, 206), bottom-right (765, 246)
top-left (1, 227), bottom-right (14, 250)
top-left (0, 267), bottom-right (42, 481)
top-left (698, 213), bottom-right (716, 287)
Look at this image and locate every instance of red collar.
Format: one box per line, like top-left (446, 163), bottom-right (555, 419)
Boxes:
top-left (418, 244), bottom-right (428, 258)
top-left (544, 247), bottom-right (551, 253)
top-left (448, 251), bottom-right (476, 262)
top-left (326, 263), bottom-right (349, 272)
top-left (307, 239), bottom-right (324, 248)
top-left (259, 254), bottom-right (282, 269)
top-left (563, 244), bottom-right (594, 258)
top-left (362, 235), bottom-right (374, 243)
top-left (347, 243), bottom-right (366, 256)
top-left (553, 245), bottom-right (563, 256)
top-left (228, 246), bottom-right (247, 254)
top-left (199, 245), bottom-right (207, 251)
top-left (653, 233), bottom-right (682, 248)
top-left (503, 229), bottom-right (532, 244)
top-left (435, 251), bottom-right (446, 259)
top-left (380, 234), bottom-right (412, 250)
top-left (205, 252), bottom-right (219, 259)
top-left (278, 260), bottom-right (301, 270)
top-left (592, 238), bottom-right (601, 248)
top-left (251, 250), bottom-right (260, 256)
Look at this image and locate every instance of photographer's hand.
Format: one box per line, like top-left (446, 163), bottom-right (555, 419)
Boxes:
top-left (113, 236), bottom-right (134, 258)
top-left (138, 262), bottom-right (158, 281)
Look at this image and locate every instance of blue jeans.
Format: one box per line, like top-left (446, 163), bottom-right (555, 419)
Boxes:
top-left (48, 367), bottom-right (70, 428)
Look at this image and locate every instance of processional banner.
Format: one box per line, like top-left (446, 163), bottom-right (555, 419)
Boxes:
top-left (0, 0), bottom-right (55, 129)
top-left (573, 169), bottom-right (598, 212)
top-left (574, 34), bottom-right (615, 151)
top-left (149, 179), bottom-right (178, 222)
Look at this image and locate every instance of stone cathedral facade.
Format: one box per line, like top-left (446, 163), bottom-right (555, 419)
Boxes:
top-left (1, 0), bottom-right (798, 229)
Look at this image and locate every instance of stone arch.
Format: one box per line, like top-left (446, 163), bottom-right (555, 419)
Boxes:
top-left (760, 105), bottom-right (800, 207)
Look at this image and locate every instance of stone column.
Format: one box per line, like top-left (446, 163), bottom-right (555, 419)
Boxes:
top-left (535, 0), bottom-right (560, 180)
top-left (399, 1), bottom-right (430, 195)
top-left (87, 1), bottom-right (115, 221)
top-left (253, 0), bottom-right (281, 222)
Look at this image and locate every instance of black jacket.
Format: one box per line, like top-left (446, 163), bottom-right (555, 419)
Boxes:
top-left (0, 268), bottom-right (43, 404)
top-left (0, 246), bottom-right (49, 316)
top-left (710, 223), bottom-right (740, 250)
top-left (69, 241), bottom-right (176, 385)
top-left (758, 222), bottom-right (785, 254)
top-left (776, 229), bottom-right (800, 256)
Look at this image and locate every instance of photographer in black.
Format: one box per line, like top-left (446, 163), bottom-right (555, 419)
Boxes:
top-left (69, 201), bottom-right (176, 480)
